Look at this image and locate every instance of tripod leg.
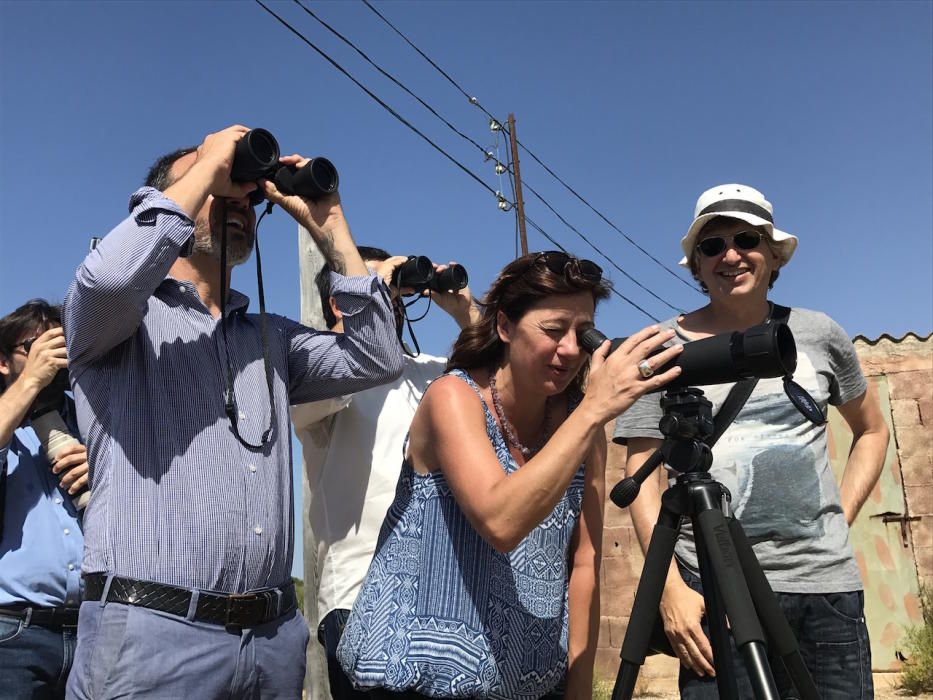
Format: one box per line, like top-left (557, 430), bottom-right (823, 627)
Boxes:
top-left (694, 506), bottom-right (780, 700)
top-left (728, 518), bottom-right (821, 700)
top-left (612, 508), bottom-right (680, 700)
top-left (694, 528), bottom-right (740, 700)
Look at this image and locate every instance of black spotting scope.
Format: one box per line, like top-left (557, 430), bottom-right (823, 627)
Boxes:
top-left (393, 256), bottom-right (469, 295)
top-left (230, 128), bottom-right (339, 206)
top-left (578, 321), bottom-right (797, 390)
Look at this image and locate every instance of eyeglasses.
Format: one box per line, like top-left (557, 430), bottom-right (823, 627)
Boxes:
top-left (696, 230), bottom-right (764, 258)
top-left (12, 336), bottom-right (38, 355)
top-left (526, 251), bottom-right (603, 284)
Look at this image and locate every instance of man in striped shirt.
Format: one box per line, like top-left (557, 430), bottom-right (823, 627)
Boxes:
top-left (63, 125), bottom-right (404, 699)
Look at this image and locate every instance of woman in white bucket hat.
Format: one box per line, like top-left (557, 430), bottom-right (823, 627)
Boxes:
top-left (613, 184), bottom-right (889, 698)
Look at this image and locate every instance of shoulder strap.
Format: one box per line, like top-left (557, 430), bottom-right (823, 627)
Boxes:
top-left (771, 303), bottom-right (791, 323)
top-left (706, 378), bottom-right (757, 448)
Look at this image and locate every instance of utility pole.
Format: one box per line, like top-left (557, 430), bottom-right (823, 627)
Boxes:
top-left (507, 113), bottom-right (529, 256)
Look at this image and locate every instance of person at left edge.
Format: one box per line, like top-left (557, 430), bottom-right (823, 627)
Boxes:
top-left (1, 300), bottom-right (87, 699)
top-left (62, 125), bottom-right (404, 700)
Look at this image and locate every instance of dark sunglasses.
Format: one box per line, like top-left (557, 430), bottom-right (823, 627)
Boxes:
top-left (526, 251), bottom-right (603, 283)
top-left (13, 336), bottom-right (38, 355)
top-left (696, 230), bottom-right (763, 258)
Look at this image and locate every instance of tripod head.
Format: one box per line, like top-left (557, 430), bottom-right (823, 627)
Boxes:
top-left (658, 388), bottom-right (714, 475)
top-left (610, 387), bottom-right (716, 508)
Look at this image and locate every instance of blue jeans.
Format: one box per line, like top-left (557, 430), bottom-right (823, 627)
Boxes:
top-left (0, 610), bottom-right (78, 699)
top-left (678, 567), bottom-right (873, 699)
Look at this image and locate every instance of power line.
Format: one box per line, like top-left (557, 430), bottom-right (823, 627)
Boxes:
top-left (513, 138), bottom-right (698, 292)
top-left (524, 214), bottom-right (659, 322)
top-left (254, 0), bottom-right (661, 322)
top-left (360, 0), bottom-right (698, 294)
top-left (519, 178), bottom-right (683, 313)
top-left (302, 0), bottom-right (681, 311)
top-left (361, 0), bottom-right (500, 126)
top-left (254, 0), bottom-right (499, 200)
top-left (294, 0), bottom-right (490, 157)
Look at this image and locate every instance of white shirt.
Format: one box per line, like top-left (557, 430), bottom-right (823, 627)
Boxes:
top-left (292, 353), bottom-right (447, 617)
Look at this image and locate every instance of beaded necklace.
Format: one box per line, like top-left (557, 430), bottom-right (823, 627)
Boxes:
top-left (488, 369), bottom-right (552, 457)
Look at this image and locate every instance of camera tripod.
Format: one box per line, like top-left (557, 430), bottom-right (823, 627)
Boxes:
top-left (610, 389), bottom-right (820, 700)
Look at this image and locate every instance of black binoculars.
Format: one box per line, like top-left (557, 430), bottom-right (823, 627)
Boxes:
top-left (231, 128), bottom-right (339, 206)
top-left (392, 256), bottom-right (469, 295)
top-left (578, 322), bottom-right (796, 392)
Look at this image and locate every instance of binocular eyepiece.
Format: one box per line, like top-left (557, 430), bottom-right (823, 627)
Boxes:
top-left (231, 128), bottom-right (339, 206)
top-left (578, 322), bottom-right (797, 391)
top-left (392, 256), bottom-right (469, 295)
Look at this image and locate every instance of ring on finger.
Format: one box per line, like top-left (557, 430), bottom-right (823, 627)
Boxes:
top-left (637, 359), bottom-right (654, 379)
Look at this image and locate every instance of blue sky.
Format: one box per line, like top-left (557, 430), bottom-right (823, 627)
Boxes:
top-left (2, 0), bottom-right (930, 578)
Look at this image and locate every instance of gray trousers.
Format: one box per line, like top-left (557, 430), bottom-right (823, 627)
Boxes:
top-left (66, 599), bottom-right (309, 699)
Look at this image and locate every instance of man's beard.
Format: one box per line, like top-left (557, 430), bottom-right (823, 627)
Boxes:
top-left (192, 218), bottom-right (254, 266)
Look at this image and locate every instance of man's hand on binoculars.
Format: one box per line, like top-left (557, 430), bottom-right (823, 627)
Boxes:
top-left (430, 263), bottom-right (478, 329)
top-left (164, 126), bottom-right (257, 218)
top-left (372, 256), bottom-right (413, 298)
top-left (261, 154), bottom-right (348, 239)
top-left (20, 327), bottom-right (68, 395)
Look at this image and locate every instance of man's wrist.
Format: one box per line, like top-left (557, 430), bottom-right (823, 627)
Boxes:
top-left (16, 371), bottom-right (46, 399)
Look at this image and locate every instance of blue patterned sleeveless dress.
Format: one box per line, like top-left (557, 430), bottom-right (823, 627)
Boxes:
top-left (337, 369), bottom-right (587, 699)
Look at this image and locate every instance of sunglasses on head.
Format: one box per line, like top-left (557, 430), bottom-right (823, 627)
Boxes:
top-left (526, 251), bottom-right (603, 284)
top-left (696, 230), bottom-right (764, 258)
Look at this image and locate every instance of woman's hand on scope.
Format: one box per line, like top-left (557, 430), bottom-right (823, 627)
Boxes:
top-left (583, 325), bottom-right (683, 424)
top-left (261, 154), bottom-right (346, 236)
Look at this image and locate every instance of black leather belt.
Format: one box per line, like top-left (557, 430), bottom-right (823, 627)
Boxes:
top-left (0, 605), bottom-right (80, 627)
top-left (83, 574), bottom-right (297, 627)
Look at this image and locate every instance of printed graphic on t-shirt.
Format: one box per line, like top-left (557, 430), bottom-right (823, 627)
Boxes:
top-left (712, 351), bottom-right (827, 541)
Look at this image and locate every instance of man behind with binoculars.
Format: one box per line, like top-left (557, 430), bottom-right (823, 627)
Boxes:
top-left (62, 125), bottom-right (404, 699)
top-left (614, 184), bottom-right (889, 699)
top-left (294, 246), bottom-right (480, 699)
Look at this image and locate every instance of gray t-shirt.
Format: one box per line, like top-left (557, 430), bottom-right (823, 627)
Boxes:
top-left (613, 307), bottom-right (867, 593)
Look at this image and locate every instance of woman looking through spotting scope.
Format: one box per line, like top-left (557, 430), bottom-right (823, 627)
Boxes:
top-left (337, 251), bottom-right (684, 699)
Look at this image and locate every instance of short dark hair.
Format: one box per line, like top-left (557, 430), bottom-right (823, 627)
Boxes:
top-left (0, 299), bottom-right (62, 391)
top-left (144, 146), bottom-right (198, 191)
top-left (316, 246), bottom-right (391, 329)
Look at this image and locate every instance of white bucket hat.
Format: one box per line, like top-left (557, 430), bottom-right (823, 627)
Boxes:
top-left (678, 184), bottom-right (798, 268)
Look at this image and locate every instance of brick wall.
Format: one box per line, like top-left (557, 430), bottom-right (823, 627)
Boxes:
top-left (854, 334), bottom-right (933, 592)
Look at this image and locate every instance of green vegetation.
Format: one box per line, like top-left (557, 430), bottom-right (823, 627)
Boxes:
top-left (899, 585), bottom-right (933, 695)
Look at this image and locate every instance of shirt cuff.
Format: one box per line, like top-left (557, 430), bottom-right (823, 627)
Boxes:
top-left (128, 187), bottom-right (195, 255)
top-left (328, 271), bottom-right (389, 317)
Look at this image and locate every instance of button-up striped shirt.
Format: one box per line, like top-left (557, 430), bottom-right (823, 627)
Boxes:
top-left (63, 188), bottom-right (403, 594)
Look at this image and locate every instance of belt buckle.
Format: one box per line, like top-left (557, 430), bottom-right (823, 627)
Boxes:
top-left (224, 592), bottom-right (261, 628)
